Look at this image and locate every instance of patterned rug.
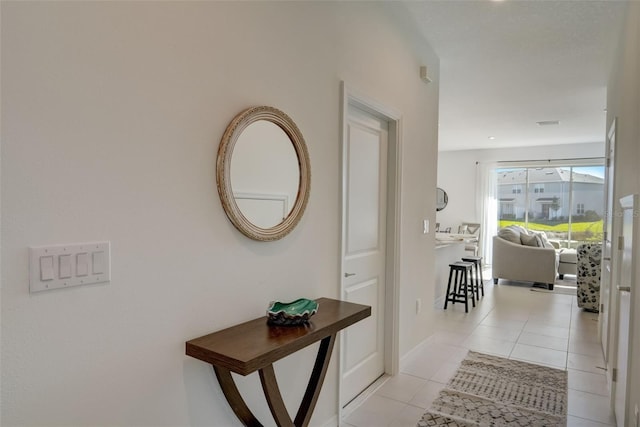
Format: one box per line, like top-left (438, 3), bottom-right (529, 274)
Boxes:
top-left (418, 351), bottom-right (568, 426)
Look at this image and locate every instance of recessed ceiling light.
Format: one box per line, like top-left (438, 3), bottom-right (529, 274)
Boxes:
top-left (536, 120), bottom-right (560, 126)
top-left (488, 136), bottom-right (496, 140)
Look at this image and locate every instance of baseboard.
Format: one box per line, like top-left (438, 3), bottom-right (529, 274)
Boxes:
top-left (320, 414), bottom-right (338, 427)
top-left (341, 374), bottom-right (390, 419)
top-left (433, 295), bottom-right (444, 308)
top-left (399, 335), bottom-right (432, 370)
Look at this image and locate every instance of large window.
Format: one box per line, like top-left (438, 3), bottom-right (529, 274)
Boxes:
top-left (496, 165), bottom-right (604, 248)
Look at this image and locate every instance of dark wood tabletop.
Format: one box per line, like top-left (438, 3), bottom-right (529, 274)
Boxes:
top-left (185, 297), bottom-right (371, 376)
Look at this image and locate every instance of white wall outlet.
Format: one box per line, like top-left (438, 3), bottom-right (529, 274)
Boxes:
top-left (29, 241), bottom-right (111, 293)
top-left (416, 298), bottom-right (422, 314)
top-left (423, 219), bottom-right (429, 234)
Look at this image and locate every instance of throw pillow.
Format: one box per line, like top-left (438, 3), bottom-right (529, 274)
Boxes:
top-left (533, 231), bottom-right (555, 249)
top-left (521, 233), bottom-right (542, 247)
top-left (498, 226), bottom-right (522, 244)
top-left (512, 225), bottom-right (528, 235)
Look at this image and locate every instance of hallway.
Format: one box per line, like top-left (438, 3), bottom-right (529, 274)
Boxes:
top-left (343, 279), bottom-right (614, 427)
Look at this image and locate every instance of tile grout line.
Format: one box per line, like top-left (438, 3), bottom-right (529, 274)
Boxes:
top-left (567, 296), bottom-right (576, 370)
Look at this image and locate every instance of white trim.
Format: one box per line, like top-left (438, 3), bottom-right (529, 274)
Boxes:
top-left (611, 193), bottom-right (638, 425)
top-left (341, 374), bottom-right (390, 419)
top-left (498, 158), bottom-right (605, 169)
top-left (233, 192), bottom-right (289, 217)
top-left (337, 81), bottom-right (402, 422)
top-left (602, 117), bottom-right (617, 408)
top-left (399, 335), bottom-right (432, 369)
top-left (320, 414), bottom-right (339, 427)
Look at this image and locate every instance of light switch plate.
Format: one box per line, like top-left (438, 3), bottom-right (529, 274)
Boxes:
top-left (29, 242), bottom-right (110, 293)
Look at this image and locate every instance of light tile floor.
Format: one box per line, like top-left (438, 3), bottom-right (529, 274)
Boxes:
top-left (342, 276), bottom-right (615, 427)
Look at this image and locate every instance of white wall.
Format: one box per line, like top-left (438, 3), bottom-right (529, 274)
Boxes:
top-left (0, 2), bottom-right (440, 426)
top-left (606, 0), bottom-right (640, 421)
top-left (436, 143), bottom-right (605, 233)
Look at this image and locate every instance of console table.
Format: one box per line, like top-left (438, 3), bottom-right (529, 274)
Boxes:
top-left (185, 297), bottom-right (371, 427)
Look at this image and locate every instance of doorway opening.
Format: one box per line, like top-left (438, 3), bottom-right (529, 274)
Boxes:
top-left (339, 82), bottom-right (402, 416)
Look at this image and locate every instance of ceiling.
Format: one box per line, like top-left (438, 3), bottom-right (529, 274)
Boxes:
top-left (403, 0), bottom-right (629, 152)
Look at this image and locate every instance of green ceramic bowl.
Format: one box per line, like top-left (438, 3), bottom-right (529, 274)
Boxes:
top-left (267, 298), bottom-right (319, 326)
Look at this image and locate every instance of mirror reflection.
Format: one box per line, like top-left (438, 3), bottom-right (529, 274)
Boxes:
top-left (436, 187), bottom-right (448, 211)
top-left (231, 120), bottom-right (300, 228)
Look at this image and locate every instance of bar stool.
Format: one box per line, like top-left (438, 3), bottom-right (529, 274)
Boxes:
top-left (462, 256), bottom-right (484, 300)
top-left (444, 261), bottom-right (475, 313)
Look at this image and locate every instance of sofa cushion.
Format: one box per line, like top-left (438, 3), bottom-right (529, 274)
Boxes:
top-left (559, 248), bottom-right (578, 264)
top-left (521, 233), bottom-right (542, 247)
top-left (498, 225), bottom-right (526, 244)
top-left (532, 231), bottom-right (555, 249)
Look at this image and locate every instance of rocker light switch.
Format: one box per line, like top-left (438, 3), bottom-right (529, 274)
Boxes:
top-left (76, 253), bottom-right (89, 276)
top-left (59, 254), bottom-right (72, 279)
top-left (40, 256), bottom-right (55, 281)
top-left (92, 251), bottom-right (105, 274)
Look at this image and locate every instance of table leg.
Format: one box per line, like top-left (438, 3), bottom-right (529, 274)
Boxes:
top-left (259, 365), bottom-right (294, 427)
top-left (213, 366), bottom-right (264, 427)
top-left (214, 334), bottom-right (337, 427)
top-left (294, 334), bottom-right (336, 427)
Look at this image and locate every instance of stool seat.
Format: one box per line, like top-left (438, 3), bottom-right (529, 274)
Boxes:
top-left (450, 261), bottom-right (474, 269)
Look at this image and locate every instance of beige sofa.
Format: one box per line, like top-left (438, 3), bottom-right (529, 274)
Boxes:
top-left (492, 226), bottom-right (558, 290)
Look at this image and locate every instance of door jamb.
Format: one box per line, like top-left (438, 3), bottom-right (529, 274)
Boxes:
top-left (337, 81), bottom-right (402, 416)
top-left (611, 194), bottom-right (638, 426)
top-left (603, 117), bottom-right (617, 385)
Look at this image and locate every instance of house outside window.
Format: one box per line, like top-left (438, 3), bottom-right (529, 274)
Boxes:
top-left (497, 165), bottom-right (604, 248)
top-left (499, 200), bottom-right (515, 219)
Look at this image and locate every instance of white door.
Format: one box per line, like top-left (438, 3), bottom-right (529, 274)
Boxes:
top-left (600, 120), bottom-right (616, 364)
top-left (613, 194), bottom-right (637, 427)
top-left (340, 104), bottom-right (388, 407)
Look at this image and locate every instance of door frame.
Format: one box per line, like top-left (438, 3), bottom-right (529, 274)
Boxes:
top-left (601, 117), bottom-right (616, 371)
top-left (611, 194), bottom-right (638, 426)
top-left (338, 82), bottom-right (402, 412)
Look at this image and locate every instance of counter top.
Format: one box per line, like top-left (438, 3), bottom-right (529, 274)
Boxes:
top-left (435, 233), bottom-right (477, 248)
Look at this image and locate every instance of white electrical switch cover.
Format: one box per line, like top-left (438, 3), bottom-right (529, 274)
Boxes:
top-left (29, 242), bottom-right (110, 293)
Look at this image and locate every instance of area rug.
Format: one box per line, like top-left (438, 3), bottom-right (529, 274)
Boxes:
top-left (417, 351), bottom-right (568, 426)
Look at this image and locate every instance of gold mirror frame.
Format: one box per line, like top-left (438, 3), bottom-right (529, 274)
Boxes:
top-left (216, 106), bottom-right (311, 241)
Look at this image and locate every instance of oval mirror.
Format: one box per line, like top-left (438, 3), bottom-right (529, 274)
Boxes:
top-left (217, 106), bottom-right (311, 241)
top-left (436, 187), bottom-right (448, 211)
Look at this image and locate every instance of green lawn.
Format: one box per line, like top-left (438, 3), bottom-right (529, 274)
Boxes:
top-left (499, 220), bottom-right (603, 242)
